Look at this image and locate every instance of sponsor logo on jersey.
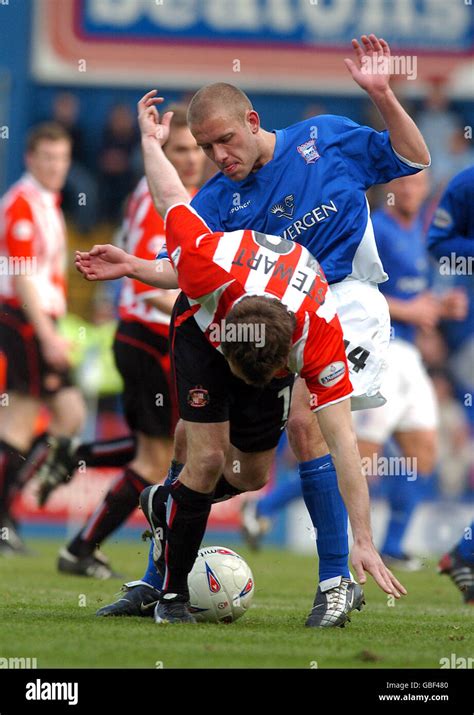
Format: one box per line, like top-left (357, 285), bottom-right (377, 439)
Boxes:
top-left (318, 361), bottom-right (346, 387)
top-left (270, 194), bottom-right (295, 219)
top-left (297, 139), bottom-right (320, 164)
top-left (230, 200), bottom-right (251, 215)
top-left (205, 563), bottom-right (221, 593)
top-left (187, 386), bottom-right (210, 407)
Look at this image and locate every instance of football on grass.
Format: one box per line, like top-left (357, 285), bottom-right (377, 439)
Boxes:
top-left (188, 546), bottom-right (254, 623)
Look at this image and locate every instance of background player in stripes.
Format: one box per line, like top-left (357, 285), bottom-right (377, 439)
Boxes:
top-left (40, 107), bottom-right (206, 578)
top-left (0, 123), bottom-right (86, 554)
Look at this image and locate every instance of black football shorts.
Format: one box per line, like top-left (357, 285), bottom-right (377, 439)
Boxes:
top-left (170, 293), bottom-right (294, 453)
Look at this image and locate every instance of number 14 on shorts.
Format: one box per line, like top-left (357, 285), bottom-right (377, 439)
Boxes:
top-left (343, 339), bottom-right (370, 373)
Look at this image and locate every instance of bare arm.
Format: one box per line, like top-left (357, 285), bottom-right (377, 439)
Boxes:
top-left (138, 90), bottom-right (190, 217)
top-left (75, 246), bottom-right (178, 289)
top-left (317, 398), bottom-right (406, 597)
top-left (344, 35), bottom-right (430, 166)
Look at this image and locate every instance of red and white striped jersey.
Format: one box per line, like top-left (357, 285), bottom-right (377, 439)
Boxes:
top-left (165, 203), bottom-right (353, 411)
top-left (0, 173), bottom-right (67, 317)
top-left (118, 176), bottom-right (180, 337)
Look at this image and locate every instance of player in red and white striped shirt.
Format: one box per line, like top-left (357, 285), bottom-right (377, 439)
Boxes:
top-left (56, 106), bottom-right (207, 579)
top-left (75, 95), bottom-right (406, 623)
top-left (0, 123), bottom-right (86, 553)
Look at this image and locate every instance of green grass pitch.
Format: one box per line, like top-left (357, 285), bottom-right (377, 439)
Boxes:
top-left (0, 539), bottom-right (472, 669)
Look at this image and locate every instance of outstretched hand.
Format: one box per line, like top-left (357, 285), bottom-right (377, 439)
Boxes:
top-left (344, 34), bottom-right (392, 95)
top-left (351, 541), bottom-right (407, 599)
top-left (75, 245), bottom-right (133, 282)
top-left (137, 89), bottom-right (174, 146)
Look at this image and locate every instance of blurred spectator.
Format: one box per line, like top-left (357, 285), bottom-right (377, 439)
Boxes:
top-left (52, 92), bottom-right (99, 233)
top-left (430, 369), bottom-right (472, 498)
top-left (431, 125), bottom-right (474, 190)
top-left (417, 79), bottom-right (463, 186)
top-left (98, 104), bottom-right (139, 224)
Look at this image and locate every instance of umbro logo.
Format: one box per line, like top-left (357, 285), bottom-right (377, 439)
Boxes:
top-left (270, 194), bottom-right (295, 219)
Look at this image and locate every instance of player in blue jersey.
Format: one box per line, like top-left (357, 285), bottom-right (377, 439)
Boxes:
top-left (352, 171), bottom-right (467, 570)
top-left (98, 35), bottom-right (430, 626)
top-left (427, 165), bottom-right (474, 603)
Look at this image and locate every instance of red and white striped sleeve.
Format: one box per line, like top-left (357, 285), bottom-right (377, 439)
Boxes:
top-left (4, 195), bottom-right (35, 259)
top-left (164, 203), bottom-right (231, 299)
top-left (300, 312), bottom-right (353, 412)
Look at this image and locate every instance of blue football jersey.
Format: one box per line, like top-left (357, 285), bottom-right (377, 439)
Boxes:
top-left (427, 164), bottom-right (474, 260)
top-left (427, 165), bottom-right (474, 354)
top-left (159, 115), bottom-right (427, 285)
top-left (372, 208), bottom-right (429, 345)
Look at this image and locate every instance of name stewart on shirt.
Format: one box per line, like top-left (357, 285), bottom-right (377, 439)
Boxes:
top-left (231, 245), bottom-right (327, 306)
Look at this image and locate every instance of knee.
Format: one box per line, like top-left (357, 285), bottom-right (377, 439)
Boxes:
top-left (416, 437), bottom-right (438, 475)
top-left (188, 448), bottom-right (226, 484)
top-left (173, 420), bottom-right (187, 463)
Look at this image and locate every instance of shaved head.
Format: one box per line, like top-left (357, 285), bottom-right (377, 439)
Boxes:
top-left (187, 83), bottom-right (253, 127)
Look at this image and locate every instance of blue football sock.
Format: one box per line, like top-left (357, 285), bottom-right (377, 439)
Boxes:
top-left (299, 454), bottom-right (349, 583)
top-left (141, 461), bottom-right (184, 589)
top-left (257, 477), bottom-right (302, 518)
top-left (381, 473), bottom-right (425, 559)
top-left (164, 460), bottom-right (184, 486)
top-left (456, 521), bottom-right (474, 563)
top-left (142, 540), bottom-right (164, 590)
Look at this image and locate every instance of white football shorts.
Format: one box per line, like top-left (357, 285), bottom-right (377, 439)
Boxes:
top-left (330, 278), bottom-right (391, 411)
top-left (352, 337), bottom-right (438, 443)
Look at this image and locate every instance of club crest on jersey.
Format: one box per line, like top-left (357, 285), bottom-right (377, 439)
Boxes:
top-left (318, 361), bottom-right (346, 387)
top-left (205, 563), bottom-right (221, 593)
top-left (187, 386), bottom-right (210, 407)
top-left (297, 139), bottom-right (320, 164)
top-left (270, 194), bottom-right (295, 219)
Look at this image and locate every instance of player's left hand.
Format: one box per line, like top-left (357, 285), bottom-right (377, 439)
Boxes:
top-left (351, 541), bottom-right (407, 598)
top-left (344, 34), bottom-right (392, 95)
top-left (137, 89), bottom-right (174, 146)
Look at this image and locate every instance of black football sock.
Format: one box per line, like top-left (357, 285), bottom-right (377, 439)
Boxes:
top-left (67, 467), bottom-right (149, 558)
top-left (75, 436), bottom-right (136, 468)
top-left (0, 439), bottom-right (26, 521)
top-left (212, 475), bottom-right (244, 503)
top-left (18, 431), bottom-right (52, 487)
top-left (161, 481), bottom-right (213, 599)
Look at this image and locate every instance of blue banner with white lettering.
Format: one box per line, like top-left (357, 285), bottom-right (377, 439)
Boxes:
top-left (81, 0), bottom-right (474, 52)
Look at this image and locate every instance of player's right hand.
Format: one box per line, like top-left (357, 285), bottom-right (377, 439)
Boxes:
top-left (137, 89), bottom-right (174, 146)
top-left (351, 541), bottom-right (407, 598)
top-left (75, 245), bottom-right (132, 282)
top-left (39, 332), bottom-right (71, 372)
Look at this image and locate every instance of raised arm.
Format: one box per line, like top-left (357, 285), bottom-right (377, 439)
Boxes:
top-left (344, 35), bottom-right (430, 166)
top-left (137, 90), bottom-right (190, 216)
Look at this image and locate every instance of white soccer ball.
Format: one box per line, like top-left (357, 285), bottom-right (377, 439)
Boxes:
top-left (188, 546), bottom-right (254, 623)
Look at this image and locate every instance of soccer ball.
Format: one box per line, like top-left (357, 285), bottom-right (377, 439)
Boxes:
top-left (188, 546), bottom-right (254, 623)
